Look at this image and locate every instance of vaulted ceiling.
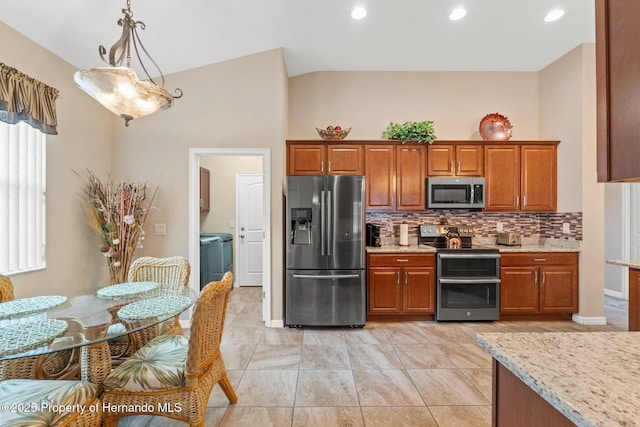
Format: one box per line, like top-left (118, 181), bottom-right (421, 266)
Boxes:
top-left (1, 0), bottom-right (595, 77)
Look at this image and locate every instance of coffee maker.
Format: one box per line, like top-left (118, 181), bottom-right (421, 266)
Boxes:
top-left (366, 223), bottom-right (381, 247)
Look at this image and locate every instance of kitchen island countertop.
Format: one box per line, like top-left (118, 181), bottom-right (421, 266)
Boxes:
top-left (607, 259), bottom-right (640, 269)
top-left (475, 331), bottom-right (640, 427)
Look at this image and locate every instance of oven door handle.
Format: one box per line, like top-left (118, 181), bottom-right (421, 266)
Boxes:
top-left (439, 278), bottom-right (501, 284)
top-left (438, 253), bottom-right (500, 259)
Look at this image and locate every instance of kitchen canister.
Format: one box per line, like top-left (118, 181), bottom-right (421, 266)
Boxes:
top-left (399, 222), bottom-right (409, 246)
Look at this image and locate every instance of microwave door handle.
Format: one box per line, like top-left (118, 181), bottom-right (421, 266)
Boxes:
top-left (470, 184), bottom-right (474, 204)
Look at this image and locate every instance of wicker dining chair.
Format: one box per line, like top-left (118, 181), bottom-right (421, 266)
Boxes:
top-left (101, 272), bottom-right (237, 427)
top-left (0, 274), bottom-right (80, 381)
top-left (108, 256), bottom-right (191, 361)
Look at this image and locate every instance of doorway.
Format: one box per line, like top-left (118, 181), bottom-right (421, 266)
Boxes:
top-left (189, 148), bottom-right (271, 326)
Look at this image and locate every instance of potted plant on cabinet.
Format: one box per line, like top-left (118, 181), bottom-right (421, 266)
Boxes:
top-left (381, 121), bottom-right (437, 144)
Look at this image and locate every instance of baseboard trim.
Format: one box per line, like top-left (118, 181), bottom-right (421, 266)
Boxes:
top-left (572, 314), bottom-right (608, 325)
top-left (604, 288), bottom-right (626, 299)
top-left (269, 319), bottom-right (284, 328)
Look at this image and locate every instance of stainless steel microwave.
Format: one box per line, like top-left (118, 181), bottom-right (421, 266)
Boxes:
top-left (427, 177), bottom-right (485, 209)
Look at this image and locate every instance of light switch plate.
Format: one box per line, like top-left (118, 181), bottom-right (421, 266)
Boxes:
top-left (496, 222), bottom-right (504, 232)
top-left (562, 223), bottom-right (570, 234)
top-left (154, 223), bottom-right (166, 235)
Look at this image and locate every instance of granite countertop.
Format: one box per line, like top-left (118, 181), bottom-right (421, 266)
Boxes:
top-left (607, 260), bottom-right (640, 269)
top-left (366, 243), bottom-right (579, 254)
top-left (475, 332), bottom-right (640, 427)
top-left (366, 244), bottom-right (437, 254)
top-left (479, 243), bottom-right (580, 253)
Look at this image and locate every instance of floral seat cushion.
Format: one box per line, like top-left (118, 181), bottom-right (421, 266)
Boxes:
top-left (0, 379), bottom-right (97, 426)
top-left (103, 334), bottom-right (188, 392)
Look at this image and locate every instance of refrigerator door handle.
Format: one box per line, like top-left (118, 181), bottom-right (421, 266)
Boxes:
top-left (326, 190), bottom-right (332, 256)
top-left (320, 190), bottom-right (326, 256)
top-left (292, 274), bottom-right (361, 279)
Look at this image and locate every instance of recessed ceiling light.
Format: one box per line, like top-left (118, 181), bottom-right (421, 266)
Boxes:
top-left (544, 9), bottom-right (565, 22)
top-left (449, 8), bottom-right (467, 21)
top-left (351, 7), bottom-right (367, 20)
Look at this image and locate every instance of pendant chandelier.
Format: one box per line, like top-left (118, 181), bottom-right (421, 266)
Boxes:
top-left (74, 0), bottom-right (182, 126)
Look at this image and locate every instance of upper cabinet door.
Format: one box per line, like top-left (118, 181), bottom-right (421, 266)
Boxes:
top-left (326, 145), bottom-right (364, 175)
top-left (396, 145), bottom-right (426, 211)
top-left (427, 145), bottom-right (455, 176)
top-left (484, 145), bottom-right (520, 211)
top-left (288, 145), bottom-right (326, 175)
top-left (365, 145), bottom-right (396, 210)
top-left (455, 145), bottom-right (484, 176)
top-left (427, 144), bottom-right (483, 177)
top-left (520, 145), bottom-right (557, 211)
top-left (596, 0), bottom-right (640, 181)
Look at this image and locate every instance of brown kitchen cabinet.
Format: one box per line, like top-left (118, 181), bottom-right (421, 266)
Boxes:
top-left (500, 252), bottom-right (578, 318)
top-left (199, 166), bottom-right (210, 212)
top-left (427, 143), bottom-right (483, 177)
top-left (365, 144), bottom-right (426, 211)
top-left (596, 0), bottom-right (640, 181)
top-left (484, 143), bottom-right (557, 212)
top-left (367, 253), bottom-right (435, 318)
top-left (287, 143), bottom-right (364, 176)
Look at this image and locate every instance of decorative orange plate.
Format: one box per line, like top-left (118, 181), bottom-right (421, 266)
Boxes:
top-left (479, 113), bottom-right (513, 141)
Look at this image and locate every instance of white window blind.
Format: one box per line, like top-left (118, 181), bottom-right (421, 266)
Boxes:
top-left (0, 121), bottom-right (46, 274)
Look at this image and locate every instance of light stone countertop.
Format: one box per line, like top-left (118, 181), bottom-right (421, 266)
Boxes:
top-left (478, 243), bottom-right (580, 253)
top-left (607, 259), bottom-right (640, 269)
top-left (475, 332), bottom-right (640, 427)
top-left (366, 244), bottom-right (437, 254)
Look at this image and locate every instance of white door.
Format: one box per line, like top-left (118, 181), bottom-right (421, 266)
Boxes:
top-left (236, 173), bottom-right (264, 286)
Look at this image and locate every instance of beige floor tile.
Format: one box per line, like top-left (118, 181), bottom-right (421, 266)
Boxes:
top-left (408, 369), bottom-right (489, 406)
top-left (361, 407), bottom-right (438, 427)
top-left (393, 343), bottom-right (457, 369)
top-left (428, 405), bottom-right (492, 427)
top-left (353, 369), bottom-right (424, 406)
top-left (261, 327), bottom-right (304, 345)
top-left (300, 344), bottom-right (351, 369)
top-left (439, 343), bottom-right (493, 369)
top-left (247, 344), bottom-right (301, 370)
top-left (343, 327), bottom-right (391, 344)
top-left (220, 344), bottom-right (257, 370)
top-left (348, 344), bottom-right (404, 370)
top-left (302, 328), bottom-right (346, 345)
top-left (221, 326), bottom-right (265, 345)
top-left (295, 370), bottom-right (359, 406)
top-left (420, 323), bottom-right (476, 344)
top-left (292, 407), bottom-right (365, 427)
top-left (458, 368), bottom-right (492, 401)
top-left (382, 323), bottom-right (434, 344)
top-left (235, 370), bottom-right (298, 406)
top-left (206, 406), bottom-right (293, 427)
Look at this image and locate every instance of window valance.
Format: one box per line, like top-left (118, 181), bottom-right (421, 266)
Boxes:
top-left (0, 63), bottom-right (59, 135)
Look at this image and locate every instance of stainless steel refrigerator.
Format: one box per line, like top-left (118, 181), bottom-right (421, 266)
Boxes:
top-left (285, 175), bottom-right (365, 327)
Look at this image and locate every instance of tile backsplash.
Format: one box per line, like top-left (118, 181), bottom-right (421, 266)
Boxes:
top-left (365, 211), bottom-right (582, 244)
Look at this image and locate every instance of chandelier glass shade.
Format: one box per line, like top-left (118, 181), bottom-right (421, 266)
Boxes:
top-left (74, 0), bottom-right (182, 126)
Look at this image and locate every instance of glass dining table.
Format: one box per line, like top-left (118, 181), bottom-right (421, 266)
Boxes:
top-left (0, 282), bottom-right (197, 390)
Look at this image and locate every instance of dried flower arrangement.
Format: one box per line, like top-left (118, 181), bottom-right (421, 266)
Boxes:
top-left (78, 170), bottom-right (158, 284)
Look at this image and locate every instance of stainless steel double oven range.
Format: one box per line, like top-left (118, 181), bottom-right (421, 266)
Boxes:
top-left (419, 224), bottom-right (500, 321)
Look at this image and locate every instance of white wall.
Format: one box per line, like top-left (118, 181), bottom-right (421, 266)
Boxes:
top-left (540, 43), bottom-right (605, 319)
top-left (0, 22), bottom-right (113, 297)
top-left (199, 156), bottom-right (263, 233)
top-left (604, 183), bottom-right (624, 295)
top-left (289, 71), bottom-right (540, 140)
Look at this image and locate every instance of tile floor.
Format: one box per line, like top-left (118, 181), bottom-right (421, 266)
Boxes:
top-left (120, 287), bottom-right (626, 427)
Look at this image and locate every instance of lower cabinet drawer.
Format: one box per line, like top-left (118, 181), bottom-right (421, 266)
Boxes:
top-left (500, 252), bottom-right (578, 266)
top-left (368, 253), bottom-right (435, 267)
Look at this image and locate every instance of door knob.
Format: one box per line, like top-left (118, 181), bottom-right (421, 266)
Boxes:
top-left (240, 234), bottom-right (245, 238)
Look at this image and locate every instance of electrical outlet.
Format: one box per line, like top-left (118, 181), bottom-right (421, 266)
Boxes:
top-left (229, 220), bottom-right (236, 229)
top-left (496, 222), bottom-right (504, 232)
top-left (562, 223), bottom-right (570, 234)
top-left (154, 223), bottom-right (166, 235)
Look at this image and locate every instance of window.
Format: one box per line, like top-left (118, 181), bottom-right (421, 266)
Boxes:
top-left (0, 121), bottom-right (46, 274)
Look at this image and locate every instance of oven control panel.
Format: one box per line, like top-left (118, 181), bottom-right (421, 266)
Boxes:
top-left (420, 224), bottom-right (474, 237)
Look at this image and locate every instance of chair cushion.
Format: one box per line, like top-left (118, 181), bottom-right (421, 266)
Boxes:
top-left (103, 334), bottom-right (188, 392)
top-left (0, 379), bottom-right (97, 426)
